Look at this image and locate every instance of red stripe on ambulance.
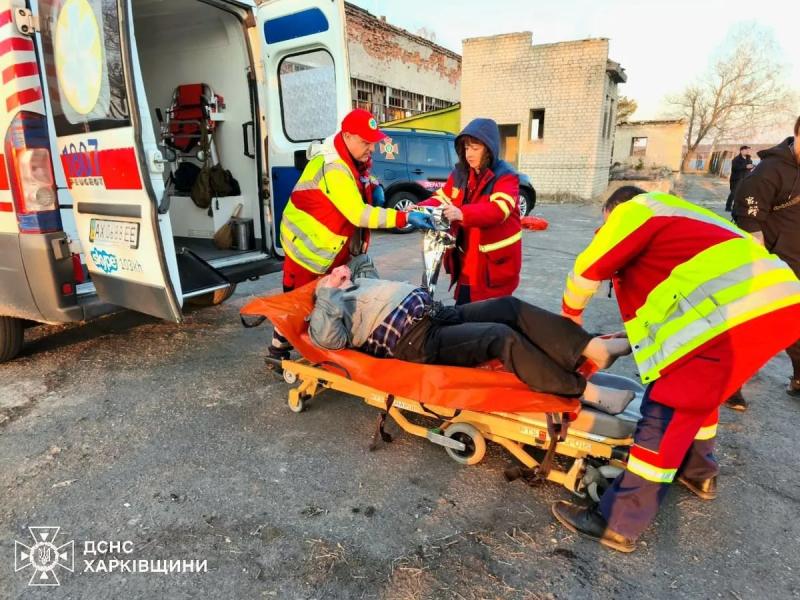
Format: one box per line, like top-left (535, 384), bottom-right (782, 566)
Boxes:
top-left (0, 36), bottom-right (34, 57)
top-left (0, 154), bottom-right (7, 190)
top-left (0, 203), bottom-right (12, 212)
top-left (6, 86), bottom-right (42, 111)
top-left (2, 61), bottom-right (38, 84)
top-left (99, 148), bottom-right (143, 189)
top-left (60, 147), bottom-right (143, 190)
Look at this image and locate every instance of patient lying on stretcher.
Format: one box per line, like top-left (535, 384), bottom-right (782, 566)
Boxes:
top-left (309, 257), bottom-right (634, 413)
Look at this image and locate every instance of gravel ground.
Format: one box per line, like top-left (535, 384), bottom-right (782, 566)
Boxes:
top-left (1, 175), bottom-right (799, 599)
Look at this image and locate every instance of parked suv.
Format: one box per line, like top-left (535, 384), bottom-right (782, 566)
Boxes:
top-left (372, 129), bottom-right (536, 231)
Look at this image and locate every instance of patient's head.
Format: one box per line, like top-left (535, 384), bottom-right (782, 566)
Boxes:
top-left (316, 265), bottom-right (353, 291)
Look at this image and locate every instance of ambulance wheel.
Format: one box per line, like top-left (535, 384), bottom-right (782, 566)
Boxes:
top-left (283, 370), bottom-right (298, 385)
top-left (444, 423), bottom-right (486, 465)
top-left (0, 316), bottom-right (23, 363)
top-left (288, 390), bottom-right (306, 413)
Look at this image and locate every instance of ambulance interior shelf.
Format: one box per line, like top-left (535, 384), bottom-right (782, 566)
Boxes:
top-left (154, 83), bottom-right (249, 257)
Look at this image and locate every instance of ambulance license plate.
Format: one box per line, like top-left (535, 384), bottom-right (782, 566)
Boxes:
top-left (89, 219), bottom-right (140, 249)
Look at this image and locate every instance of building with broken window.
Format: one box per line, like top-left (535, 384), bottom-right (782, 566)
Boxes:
top-left (461, 33), bottom-right (626, 200)
top-left (613, 119), bottom-right (687, 172)
top-left (344, 3), bottom-right (460, 124)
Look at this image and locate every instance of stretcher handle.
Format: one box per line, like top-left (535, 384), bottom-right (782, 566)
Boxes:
top-left (240, 314), bottom-right (266, 328)
top-left (316, 360), bottom-right (352, 380)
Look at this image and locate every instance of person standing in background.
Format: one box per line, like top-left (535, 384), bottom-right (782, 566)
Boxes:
top-left (731, 116), bottom-right (800, 404)
top-left (725, 145), bottom-right (753, 212)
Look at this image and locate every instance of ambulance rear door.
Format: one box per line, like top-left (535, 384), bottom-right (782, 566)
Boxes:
top-left (34, 0), bottom-right (182, 321)
top-left (255, 0), bottom-right (352, 255)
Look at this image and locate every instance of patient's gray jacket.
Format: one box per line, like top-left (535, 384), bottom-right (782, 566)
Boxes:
top-left (308, 254), bottom-right (417, 350)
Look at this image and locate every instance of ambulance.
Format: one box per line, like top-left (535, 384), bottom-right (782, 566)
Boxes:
top-left (0, 0), bottom-right (351, 361)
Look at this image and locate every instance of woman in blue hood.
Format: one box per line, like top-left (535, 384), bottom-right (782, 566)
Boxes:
top-left (420, 118), bottom-right (523, 304)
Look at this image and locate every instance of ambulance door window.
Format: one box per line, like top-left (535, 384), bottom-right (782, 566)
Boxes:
top-left (278, 50), bottom-right (337, 142)
top-left (37, 0), bottom-right (130, 136)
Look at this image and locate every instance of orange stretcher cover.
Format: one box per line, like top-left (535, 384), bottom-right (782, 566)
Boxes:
top-left (240, 284), bottom-right (581, 414)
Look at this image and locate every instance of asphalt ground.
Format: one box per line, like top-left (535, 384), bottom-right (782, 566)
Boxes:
top-left (1, 176), bottom-right (798, 599)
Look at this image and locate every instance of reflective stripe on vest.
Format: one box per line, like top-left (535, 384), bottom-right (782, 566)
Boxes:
top-left (626, 238), bottom-right (800, 381)
top-left (280, 155), bottom-right (398, 274)
top-left (433, 188), bottom-right (452, 205)
top-left (478, 231), bottom-right (521, 253)
top-left (695, 424), bottom-right (717, 441)
top-left (280, 216), bottom-right (342, 275)
top-left (626, 454), bottom-right (677, 483)
top-left (635, 279), bottom-right (800, 382)
top-left (606, 192), bottom-right (800, 382)
top-left (564, 270), bottom-right (602, 311)
top-left (489, 191), bottom-right (515, 220)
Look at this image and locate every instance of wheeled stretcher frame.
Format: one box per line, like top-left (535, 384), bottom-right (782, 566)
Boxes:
top-left (280, 357), bottom-right (634, 500)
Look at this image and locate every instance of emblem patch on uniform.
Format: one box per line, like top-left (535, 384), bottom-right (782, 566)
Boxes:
top-left (368, 118), bottom-right (378, 130)
top-left (745, 195), bottom-right (758, 216)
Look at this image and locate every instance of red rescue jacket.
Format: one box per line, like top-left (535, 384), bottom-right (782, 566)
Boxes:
top-left (422, 160), bottom-right (522, 301)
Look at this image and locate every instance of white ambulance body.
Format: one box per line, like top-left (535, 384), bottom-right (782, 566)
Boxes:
top-left (0, 0), bottom-right (351, 361)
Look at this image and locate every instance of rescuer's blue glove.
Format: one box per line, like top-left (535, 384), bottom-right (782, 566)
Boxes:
top-left (372, 185), bottom-right (385, 208)
top-left (407, 211), bottom-right (436, 230)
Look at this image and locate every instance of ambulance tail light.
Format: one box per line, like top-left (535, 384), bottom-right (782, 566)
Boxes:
top-left (3, 112), bottom-right (61, 233)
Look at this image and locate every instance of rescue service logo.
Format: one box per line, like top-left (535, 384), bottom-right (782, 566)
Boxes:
top-left (12, 529), bottom-right (208, 587)
top-left (380, 137), bottom-right (399, 160)
top-left (368, 117), bottom-right (378, 130)
top-left (14, 527), bottom-right (75, 587)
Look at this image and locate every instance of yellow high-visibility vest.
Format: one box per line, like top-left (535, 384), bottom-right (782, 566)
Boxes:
top-left (564, 192), bottom-right (800, 383)
top-left (280, 139), bottom-right (403, 275)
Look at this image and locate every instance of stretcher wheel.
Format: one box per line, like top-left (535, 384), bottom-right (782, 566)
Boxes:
top-left (444, 423), bottom-right (486, 465)
top-left (288, 389), bottom-right (306, 413)
top-left (583, 465), bottom-right (623, 502)
top-left (283, 370), bottom-right (298, 385)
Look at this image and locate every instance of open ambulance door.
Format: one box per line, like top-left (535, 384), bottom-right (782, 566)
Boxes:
top-left (256, 0), bottom-right (352, 255)
top-left (34, 0), bottom-right (183, 321)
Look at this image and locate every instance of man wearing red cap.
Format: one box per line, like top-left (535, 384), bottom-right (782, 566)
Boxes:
top-left (269, 109), bottom-right (434, 360)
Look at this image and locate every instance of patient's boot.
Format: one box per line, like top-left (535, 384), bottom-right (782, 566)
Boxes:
top-left (582, 337), bottom-right (632, 370)
top-left (582, 383), bottom-right (634, 414)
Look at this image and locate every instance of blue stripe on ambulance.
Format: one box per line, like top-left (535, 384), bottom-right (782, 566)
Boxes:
top-left (263, 8), bottom-right (329, 44)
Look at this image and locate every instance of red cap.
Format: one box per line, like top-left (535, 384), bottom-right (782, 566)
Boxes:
top-left (341, 108), bottom-right (385, 143)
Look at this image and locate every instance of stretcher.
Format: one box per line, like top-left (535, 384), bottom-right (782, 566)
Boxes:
top-left (241, 285), bottom-right (645, 501)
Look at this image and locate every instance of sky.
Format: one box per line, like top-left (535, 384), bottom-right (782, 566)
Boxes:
top-left (349, 0), bottom-right (799, 126)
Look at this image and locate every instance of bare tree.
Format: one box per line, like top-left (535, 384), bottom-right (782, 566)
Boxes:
top-left (415, 27), bottom-right (437, 43)
top-left (616, 96), bottom-right (637, 125)
top-left (668, 25), bottom-right (796, 172)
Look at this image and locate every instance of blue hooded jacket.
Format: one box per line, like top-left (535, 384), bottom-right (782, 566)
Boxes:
top-left (453, 118), bottom-right (516, 192)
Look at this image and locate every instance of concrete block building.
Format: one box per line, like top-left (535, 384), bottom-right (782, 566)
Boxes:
top-left (613, 120), bottom-right (687, 172)
top-left (461, 33), bottom-right (626, 200)
top-left (344, 3), bottom-right (460, 124)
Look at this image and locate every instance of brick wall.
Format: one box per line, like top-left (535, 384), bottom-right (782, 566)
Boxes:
top-left (345, 4), bottom-right (460, 106)
top-left (461, 33), bottom-right (621, 200)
